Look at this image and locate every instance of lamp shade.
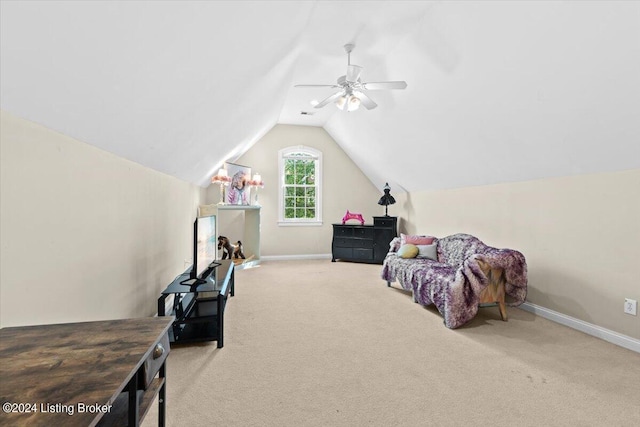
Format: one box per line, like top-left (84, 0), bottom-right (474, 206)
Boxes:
top-left (335, 95), bottom-right (347, 110)
top-left (250, 173), bottom-right (264, 187)
top-left (347, 95), bottom-right (361, 111)
top-left (212, 168), bottom-right (231, 184)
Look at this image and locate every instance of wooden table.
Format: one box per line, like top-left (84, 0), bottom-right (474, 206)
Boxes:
top-left (0, 317), bottom-right (173, 427)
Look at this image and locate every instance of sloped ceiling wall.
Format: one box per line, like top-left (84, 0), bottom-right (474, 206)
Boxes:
top-left (2, 1), bottom-right (639, 191)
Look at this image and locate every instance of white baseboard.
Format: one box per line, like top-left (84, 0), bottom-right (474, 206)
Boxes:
top-left (260, 254), bottom-right (332, 261)
top-left (520, 302), bottom-right (640, 353)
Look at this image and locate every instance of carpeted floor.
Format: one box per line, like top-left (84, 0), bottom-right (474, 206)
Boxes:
top-left (143, 260), bottom-right (640, 427)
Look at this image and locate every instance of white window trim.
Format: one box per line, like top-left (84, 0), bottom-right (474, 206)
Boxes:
top-left (278, 145), bottom-right (323, 226)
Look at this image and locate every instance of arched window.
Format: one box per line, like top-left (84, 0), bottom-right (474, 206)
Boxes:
top-left (278, 146), bottom-right (322, 226)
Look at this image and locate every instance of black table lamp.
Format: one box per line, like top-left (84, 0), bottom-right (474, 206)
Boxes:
top-left (377, 182), bottom-right (396, 216)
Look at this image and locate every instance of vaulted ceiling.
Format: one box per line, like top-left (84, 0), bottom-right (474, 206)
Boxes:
top-left (2, 1), bottom-right (639, 192)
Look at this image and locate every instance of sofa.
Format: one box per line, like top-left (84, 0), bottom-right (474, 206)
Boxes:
top-left (381, 233), bottom-right (528, 328)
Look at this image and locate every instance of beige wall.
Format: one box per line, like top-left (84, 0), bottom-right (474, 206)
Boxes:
top-left (6, 110), bottom-right (635, 341)
top-left (394, 169), bottom-right (640, 339)
top-left (0, 111), bottom-right (205, 328)
top-left (206, 124), bottom-right (383, 257)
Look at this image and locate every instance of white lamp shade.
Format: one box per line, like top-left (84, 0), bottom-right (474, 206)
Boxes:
top-left (347, 95), bottom-right (361, 111)
top-left (335, 95), bottom-right (347, 110)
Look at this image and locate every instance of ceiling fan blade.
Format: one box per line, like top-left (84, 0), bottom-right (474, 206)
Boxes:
top-left (314, 91), bottom-right (344, 108)
top-left (346, 65), bottom-right (363, 83)
top-left (294, 84), bottom-right (341, 88)
top-left (354, 91), bottom-right (377, 110)
top-left (361, 81), bottom-right (407, 90)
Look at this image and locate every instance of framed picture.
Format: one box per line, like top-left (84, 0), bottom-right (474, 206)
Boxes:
top-left (225, 162), bottom-right (251, 205)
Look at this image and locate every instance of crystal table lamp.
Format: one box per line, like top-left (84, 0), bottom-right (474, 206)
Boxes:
top-left (249, 173), bottom-right (265, 206)
top-left (211, 169), bottom-right (232, 205)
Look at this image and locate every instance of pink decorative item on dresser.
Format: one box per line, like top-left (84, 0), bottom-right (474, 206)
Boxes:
top-left (342, 210), bottom-right (365, 225)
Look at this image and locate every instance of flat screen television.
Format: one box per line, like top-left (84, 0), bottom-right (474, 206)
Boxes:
top-left (181, 214), bottom-right (220, 285)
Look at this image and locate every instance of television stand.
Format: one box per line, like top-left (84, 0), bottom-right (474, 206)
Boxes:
top-left (158, 259), bottom-right (234, 348)
top-left (179, 277), bottom-right (205, 286)
top-left (179, 261), bottom-right (222, 285)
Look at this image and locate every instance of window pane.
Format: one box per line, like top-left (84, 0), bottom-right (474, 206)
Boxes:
top-left (281, 148), bottom-right (321, 223)
top-left (295, 160), bottom-right (306, 184)
top-left (305, 161), bottom-right (314, 176)
top-left (285, 160), bottom-right (295, 185)
top-left (307, 163), bottom-right (314, 184)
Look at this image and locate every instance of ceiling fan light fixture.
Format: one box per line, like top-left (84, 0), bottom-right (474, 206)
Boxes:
top-left (295, 43), bottom-right (406, 112)
top-left (347, 95), bottom-right (361, 112)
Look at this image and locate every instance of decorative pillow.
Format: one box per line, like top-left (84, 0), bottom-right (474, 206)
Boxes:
top-left (401, 233), bottom-right (435, 246)
top-left (397, 244), bottom-right (419, 259)
top-left (416, 244), bottom-right (438, 260)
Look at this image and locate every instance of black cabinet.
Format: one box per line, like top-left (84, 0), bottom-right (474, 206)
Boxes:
top-left (373, 216), bottom-right (397, 261)
top-left (332, 216), bottom-right (397, 264)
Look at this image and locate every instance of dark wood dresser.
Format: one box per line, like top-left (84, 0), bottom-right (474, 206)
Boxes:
top-left (332, 216), bottom-right (398, 264)
top-left (0, 317), bottom-right (173, 427)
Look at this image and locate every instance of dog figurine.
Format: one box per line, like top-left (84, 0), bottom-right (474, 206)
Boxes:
top-left (233, 240), bottom-right (246, 259)
top-left (342, 210), bottom-right (365, 225)
top-left (217, 236), bottom-right (246, 260)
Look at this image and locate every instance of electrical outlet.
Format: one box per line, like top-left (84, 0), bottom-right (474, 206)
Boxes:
top-left (624, 298), bottom-right (637, 316)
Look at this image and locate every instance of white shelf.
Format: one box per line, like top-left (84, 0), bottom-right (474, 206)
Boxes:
top-left (216, 205), bottom-right (261, 211)
top-left (199, 204), bottom-right (261, 269)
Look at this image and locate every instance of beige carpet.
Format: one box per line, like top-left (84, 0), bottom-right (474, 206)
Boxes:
top-left (143, 260), bottom-right (640, 427)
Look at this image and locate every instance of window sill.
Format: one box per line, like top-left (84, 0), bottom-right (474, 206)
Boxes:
top-left (278, 221), bottom-right (323, 227)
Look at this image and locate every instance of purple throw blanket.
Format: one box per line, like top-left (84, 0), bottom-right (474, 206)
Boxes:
top-left (381, 234), bottom-right (527, 328)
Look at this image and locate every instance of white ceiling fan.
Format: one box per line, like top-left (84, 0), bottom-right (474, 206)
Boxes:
top-left (295, 43), bottom-right (407, 111)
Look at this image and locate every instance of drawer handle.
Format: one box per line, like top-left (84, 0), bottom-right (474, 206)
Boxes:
top-left (153, 343), bottom-right (165, 359)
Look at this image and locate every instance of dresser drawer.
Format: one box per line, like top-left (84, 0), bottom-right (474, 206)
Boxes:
top-left (353, 248), bottom-right (374, 260)
top-left (356, 238), bottom-right (374, 249)
top-left (374, 217), bottom-right (395, 228)
top-left (140, 331), bottom-right (170, 389)
top-left (333, 247), bottom-right (353, 259)
top-left (334, 237), bottom-right (356, 247)
top-left (353, 227), bottom-right (374, 239)
top-left (333, 226), bottom-right (353, 237)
